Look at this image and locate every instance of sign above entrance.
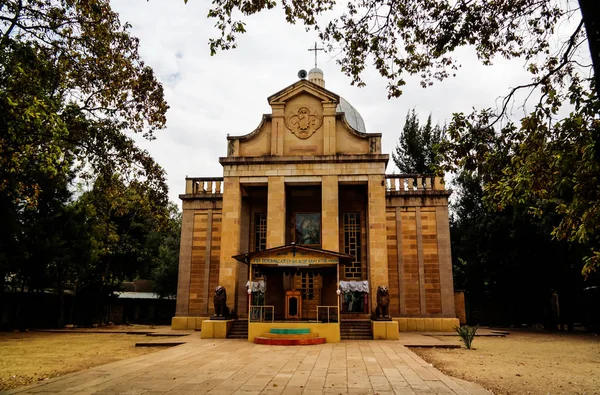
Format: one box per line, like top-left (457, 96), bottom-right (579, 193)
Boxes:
top-left (250, 250), bottom-right (338, 267)
top-left (233, 244), bottom-right (353, 267)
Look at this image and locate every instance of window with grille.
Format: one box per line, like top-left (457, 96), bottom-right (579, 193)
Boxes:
top-left (343, 213), bottom-right (362, 278)
top-left (254, 213), bottom-right (267, 252)
top-left (301, 272), bottom-right (314, 300)
top-left (252, 266), bottom-right (264, 278)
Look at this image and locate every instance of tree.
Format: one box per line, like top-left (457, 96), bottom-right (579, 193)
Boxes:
top-left (439, 77), bottom-right (600, 275)
top-left (392, 110), bottom-right (443, 173)
top-left (0, 0), bottom-right (169, 210)
top-left (152, 206), bottom-right (181, 298)
top-left (450, 167), bottom-right (588, 327)
top-left (1, 0), bottom-right (171, 326)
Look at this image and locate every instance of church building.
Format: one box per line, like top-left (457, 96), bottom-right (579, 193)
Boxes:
top-left (172, 68), bottom-right (459, 342)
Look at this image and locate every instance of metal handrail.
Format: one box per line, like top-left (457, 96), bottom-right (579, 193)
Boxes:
top-left (249, 305), bottom-right (274, 322)
top-left (317, 306), bottom-right (339, 323)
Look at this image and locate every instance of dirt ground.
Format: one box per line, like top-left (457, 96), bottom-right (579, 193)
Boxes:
top-left (0, 330), bottom-right (163, 390)
top-left (411, 329), bottom-right (600, 395)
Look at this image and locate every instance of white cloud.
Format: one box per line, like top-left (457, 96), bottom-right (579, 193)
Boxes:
top-left (111, 0), bottom-right (535, 206)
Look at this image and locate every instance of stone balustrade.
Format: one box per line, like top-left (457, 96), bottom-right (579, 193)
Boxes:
top-left (184, 175), bottom-right (444, 195)
top-left (385, 174), bottom-right (444, 192)
top-left (185, 177), bottom-right (224, 195)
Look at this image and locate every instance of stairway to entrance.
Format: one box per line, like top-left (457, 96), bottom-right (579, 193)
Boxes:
top-left (227, 320), bottom-right (248, 339)
top-left (340, 320), bottom-right (372, 340)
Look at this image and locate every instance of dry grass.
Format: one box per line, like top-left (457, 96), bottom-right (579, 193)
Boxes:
top-left (412, 330), bottom-right (600, 395)
top-left (0, 331), bottom-right (163, 390)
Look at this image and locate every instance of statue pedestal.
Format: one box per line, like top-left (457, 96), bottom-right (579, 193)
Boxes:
top-left (201, 319), bottom-right (235, 339)
top-left (371, 320), bottom-right (399, 340)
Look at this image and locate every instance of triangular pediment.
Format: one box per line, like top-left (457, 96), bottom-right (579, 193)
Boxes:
top-left (233, 245), bottom-right (352, 266)
top-left (268, 79), bottom-right (339, 105)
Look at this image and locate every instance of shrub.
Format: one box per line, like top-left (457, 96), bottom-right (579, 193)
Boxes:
top-left (455, 325), bottom-right (478, 349)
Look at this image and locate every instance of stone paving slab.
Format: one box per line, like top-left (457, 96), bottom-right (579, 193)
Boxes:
top-left (2, 338), bottom-right (492, 395)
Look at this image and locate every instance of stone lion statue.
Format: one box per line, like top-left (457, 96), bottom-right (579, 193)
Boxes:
top-left (213, 285), bottom-right (229, 318)
top-left (375, 285), bottom-right (390, 319)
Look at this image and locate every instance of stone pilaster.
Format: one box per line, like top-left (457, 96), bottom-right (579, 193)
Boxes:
top-left (218, 176), bottom-right (242, 313)
top-left (436, 205), bottom-right (456, 316)
top-left (367, 175), bottom-right (389, 311)
top-left (321, 175), bottom-right (339, 251)
top-left (270, 104), bottom-right (284, 156)
top-left (322, 103), bottom-right (337, 155)
top-left (202, 209), bottom-right (213, 314)
top-left (175, 206), bottom-right (194, 316)
top-left (395, 207), bottom-right (406, 314)
top-left (267, 176), bottom-right (286, 248)
top-left (415, 207), bottom-right (427, 315)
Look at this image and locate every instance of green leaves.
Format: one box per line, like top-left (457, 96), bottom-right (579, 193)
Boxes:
top-left (442, 78), bottom-right (600, 276)
top-left (0, 0), bottom-right (169, 209)
top-left (392, 110), bottom-right (444, 174)
top-left (202, 0), bottom-right (567, 98)
top-left (0, 1), bottom-right (172, 321)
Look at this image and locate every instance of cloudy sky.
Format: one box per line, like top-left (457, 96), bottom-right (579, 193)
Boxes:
top-left (111, 0), bottom-right (537, 206)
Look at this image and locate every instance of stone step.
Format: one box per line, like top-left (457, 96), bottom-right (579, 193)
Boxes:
top-left (341, 320), bottom-right (372, 340)
top-left (270, 328), bottom-right (311, 335)
top-left (341, 314), bottom-right (371, 319)
top-left (260, 333), bottom-right (320, 339)
top-left (227, 319), bottom-right (249, 339)
top-left (254, 337), bottom-right (326, 346)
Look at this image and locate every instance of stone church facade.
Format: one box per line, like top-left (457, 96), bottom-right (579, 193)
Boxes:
top-left (172, 69), bottom-right (459, 339)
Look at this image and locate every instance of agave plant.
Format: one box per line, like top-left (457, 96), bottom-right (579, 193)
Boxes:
top-left (455, 325), bottom-right (478, 349)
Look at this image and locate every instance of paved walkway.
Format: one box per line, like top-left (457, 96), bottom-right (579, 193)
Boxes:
top-left (4, 337), bottom-right (491, 395)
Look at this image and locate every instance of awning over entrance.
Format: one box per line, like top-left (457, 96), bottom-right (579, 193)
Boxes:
top-left (232, 244), bottom-right (354, 267)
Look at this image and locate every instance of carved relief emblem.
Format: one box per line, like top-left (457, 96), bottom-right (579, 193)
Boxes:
top-left (285, 106), bottom-right (322, 139)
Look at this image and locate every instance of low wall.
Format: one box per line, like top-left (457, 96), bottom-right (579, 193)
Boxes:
top-left (394, 317), bottom-right (459, 332)
top-left (201, 319), bottom-right (235, 338)
top-left (171, 316), bottom-right (210, 330)
top-left (372, 321), bottom-right (399, 340)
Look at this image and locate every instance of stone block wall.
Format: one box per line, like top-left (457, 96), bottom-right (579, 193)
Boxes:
top-left (176, 198), bottom-right (222, 317)
top-left (401, 209), bottom-right (420, 314)
top-left (385, 192), bottom-right (455, 317)
top-left (421, 208), bottom-right (442, 314)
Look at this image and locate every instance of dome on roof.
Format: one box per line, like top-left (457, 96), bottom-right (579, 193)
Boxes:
top-left (337, 97), bottom-right (366, 133)
top-left (309, 67), bottom-right (323, 74)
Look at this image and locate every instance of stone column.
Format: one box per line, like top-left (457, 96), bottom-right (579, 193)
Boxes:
top-left (267, 176), bottom-right (286, 248)
top-left (175, 205), bottom-right (194, 316)
top-left (218, 176), bottom-right (242, 313)
top-left (367, 175), bottom-right (389, 311)
top-left (321, 175), bottom-right (339, 251)
top-left (436, 205), bottom-right (456, 316)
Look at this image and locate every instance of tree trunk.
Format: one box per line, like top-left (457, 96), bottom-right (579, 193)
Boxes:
top-left (0, 271), bottom-right (5, 331)
top-left (579, 0), bottom-right (600, 101)
top-left (57, 267), bottom-right (64, 328)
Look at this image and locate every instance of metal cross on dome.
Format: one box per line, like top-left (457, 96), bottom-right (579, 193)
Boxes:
top-left (308, 42), bottom-right (325, 68)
